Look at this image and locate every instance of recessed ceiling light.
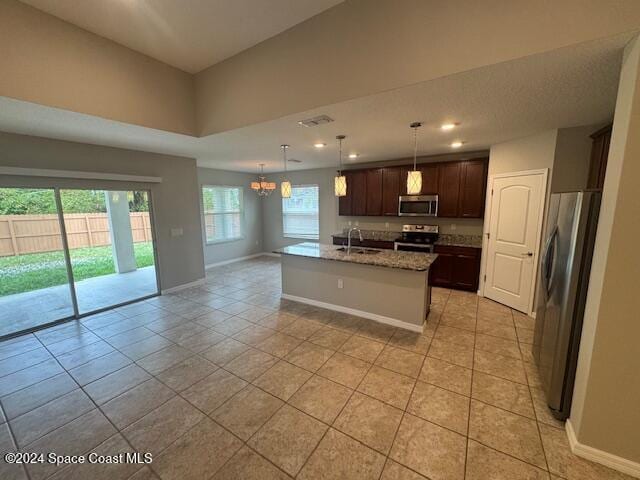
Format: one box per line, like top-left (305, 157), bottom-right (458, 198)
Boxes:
top-left (441, 122), bottom-right (458, 130)
top-left (314, 143), bottom-right (326, 148)
top-left (348, 153), bottom-right (359, 159)
top-left (451, 141), bottom-right (464, 148)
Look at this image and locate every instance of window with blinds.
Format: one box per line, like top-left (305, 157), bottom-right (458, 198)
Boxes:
top-left (282, 185), bottom-right (319, 240)
top-left (202, 186), bottom-right (243, 243)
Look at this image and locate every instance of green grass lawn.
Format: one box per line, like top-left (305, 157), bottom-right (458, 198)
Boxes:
top-left (0, 242), bottom-right (155, 296)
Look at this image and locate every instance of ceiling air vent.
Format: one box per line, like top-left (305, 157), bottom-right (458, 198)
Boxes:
top-left (297, 115), bottom-right (334, 127)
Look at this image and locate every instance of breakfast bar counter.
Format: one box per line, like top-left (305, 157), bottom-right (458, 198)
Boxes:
top-left (274, 242), bottom-right (438, 332)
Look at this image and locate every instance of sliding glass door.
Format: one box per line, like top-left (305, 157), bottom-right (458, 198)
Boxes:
top-left (59, 189), bottom-right (159, 315)
top-left (0, 186), bottom-right (160, 339)
top-left (0, 187), bottom-right (75, 337)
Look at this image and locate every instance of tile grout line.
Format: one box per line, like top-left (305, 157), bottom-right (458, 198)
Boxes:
top-left (30, 333), bottom-right (167, 480)
top-left (0, 400), bottom-right (32, 480)
top-left (291, 320), bottom-right (395, 478)
top-left (375, 295), bottom-right (441, 480)
top-left (2, 268), bottom-right (560, 480)
top-left (462, 293), bottom-right (479, 480)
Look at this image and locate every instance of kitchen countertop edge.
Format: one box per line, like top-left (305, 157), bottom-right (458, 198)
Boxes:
top-left (274, 242), bottom-right (438, 272)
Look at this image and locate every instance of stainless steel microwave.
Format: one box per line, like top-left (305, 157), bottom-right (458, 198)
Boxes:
top-left (398, 195), bottom-right (438, 216)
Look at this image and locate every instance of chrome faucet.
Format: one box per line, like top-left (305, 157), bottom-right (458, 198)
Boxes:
top-left (347, 227), bottom-right (363, 255)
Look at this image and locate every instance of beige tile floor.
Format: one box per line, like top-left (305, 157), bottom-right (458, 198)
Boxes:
top-left (0, 256), bottom-right (634, 480)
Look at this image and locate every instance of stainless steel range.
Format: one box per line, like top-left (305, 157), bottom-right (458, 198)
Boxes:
top-left (394, 225), bottom-right (439, 253)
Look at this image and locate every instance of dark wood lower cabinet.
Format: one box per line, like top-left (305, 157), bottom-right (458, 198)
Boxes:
top-left (330, 239), bottom-right (482, 292)
top-left (430, 245), bottom-right (481, 291)
top-left (331, 237), bottom-right (395, 250)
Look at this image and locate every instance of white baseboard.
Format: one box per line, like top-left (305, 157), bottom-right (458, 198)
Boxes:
top-left (205, 252), bottom-right (275, 269)
top-left (262, 252), bottom-right (281, 258)
top-left (281, 293), bottom-right (424, 333)
top-left (161, 277), bottom-right (205, 294)
top-left (566, 419), bottom-right (640, 478)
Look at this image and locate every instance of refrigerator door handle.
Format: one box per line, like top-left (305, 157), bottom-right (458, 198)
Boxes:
top-left (546, 226), bottom-right (559, 295)
top-left (542, 225), bottom-right (558, 295)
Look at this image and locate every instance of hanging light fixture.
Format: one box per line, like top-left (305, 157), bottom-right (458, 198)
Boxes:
top-left (334, 135), bottom-right (347, 197)
top-left (407, 122), bottom-right (423, 195)
top-left (280, 144), bottom-right (292, 198)
top-left (250, 163), bottom-right (276, 196)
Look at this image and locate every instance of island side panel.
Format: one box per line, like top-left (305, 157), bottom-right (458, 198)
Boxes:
top-left (280, 255), bottom-right (429, 331)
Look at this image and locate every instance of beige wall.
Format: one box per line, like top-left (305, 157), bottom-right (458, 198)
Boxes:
top-left (552, 125), bottom-right (603, 193)
top-left (262, 167), bottom-right (338, 252)
top-left (487, 130), bottom-right (558, 178)
top-left (197, 167), bottom-right (264, 266)
top-left (0, 0), bottom-right (195, 135)
top-left (4, 0), bottom-right (640, 138)
top-left (480, 130), bottom-right (557, 305)
top-left (281, 254), bottom-right (429, 328)
top-left (0, 132), bottom-right (205, 291)
top-left (570, 35), bottom-right (640, 467)
top-left (195, 0), bottom-right (640, 135)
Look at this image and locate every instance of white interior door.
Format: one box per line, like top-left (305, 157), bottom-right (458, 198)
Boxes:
top-left (485, 171), bottom-right (547, 313)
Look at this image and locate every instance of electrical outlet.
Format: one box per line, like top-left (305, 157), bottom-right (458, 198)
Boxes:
top-left (337, 279), bottom-right (344, 289)
top-left (348, 220), bottom-right (352, 226)
top-left (170, 228), bottom-right (183, 237)
top-left (385, 222), bottom-right (389, 228)
top-left (355, 220), bottom-right (359, 226)
top-left (451, 224), bottom-right (457, 231)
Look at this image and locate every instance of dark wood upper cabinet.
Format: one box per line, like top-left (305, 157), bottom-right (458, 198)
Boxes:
top-left (338, 171), bottom-right (353, 216)
top-left (351, 170), bottom-right (368, 216)
top-left (337, 157), bottom-right (488, 218)
top-left (458, 159), bottom-right (488, 218)
top-left (365, 169), bottom-right (383, 215)
top-left (587, 125), bottom-right (612, 190)
top-left (382, 167), bottom-right (401, 215)
top-left (419, 164), bottom-right (439, 194)
top-left (437, 162), bottom-right (462, 217)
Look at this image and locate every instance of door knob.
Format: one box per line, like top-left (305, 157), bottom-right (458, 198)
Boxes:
top-left (522, 252), bottom-right (533, 257)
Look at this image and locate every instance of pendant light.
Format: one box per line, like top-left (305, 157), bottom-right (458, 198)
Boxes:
top-left (280, 144), bottom-right (292, 198)
top-left (407, 122), bottom-right (423, 195)
top-left (250, 163), bottom-right (276, 196)
top-left (334, 135), bottom-right (347, 197)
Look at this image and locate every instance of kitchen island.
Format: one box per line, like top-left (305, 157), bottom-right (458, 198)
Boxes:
top-left (274, 242), bottom-right (438, 332)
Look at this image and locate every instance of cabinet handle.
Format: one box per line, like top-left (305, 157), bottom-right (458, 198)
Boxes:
top-left (521, 252), bottom-right (534, 257)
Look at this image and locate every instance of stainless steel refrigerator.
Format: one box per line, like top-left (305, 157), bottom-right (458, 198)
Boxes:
top-left (532, 191), bottom-right (601, 420)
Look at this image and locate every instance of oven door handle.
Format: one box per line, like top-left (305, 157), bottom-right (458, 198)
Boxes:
top-left (394, 242), bottom-right (435, 252)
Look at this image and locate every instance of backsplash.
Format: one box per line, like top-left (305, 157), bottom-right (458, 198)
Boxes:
top-left (333, 228), bottom-right (483, 248)
top-left (337, 216), bottom-right (484, 236)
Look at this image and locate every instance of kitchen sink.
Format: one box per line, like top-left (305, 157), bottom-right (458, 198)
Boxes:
top-left (335, 247), bottom-right (381, 255)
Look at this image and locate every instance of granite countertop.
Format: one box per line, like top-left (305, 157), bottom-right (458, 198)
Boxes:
top-left (331, 229), bottom-right (482, 248)
top-left (274, 242), bottom-right (438, 272)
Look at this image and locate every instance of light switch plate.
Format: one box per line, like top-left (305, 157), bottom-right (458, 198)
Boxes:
top-left (171, 228), bottom-right (183, 237)
top-left (337, 279), bottom-right (344, 289)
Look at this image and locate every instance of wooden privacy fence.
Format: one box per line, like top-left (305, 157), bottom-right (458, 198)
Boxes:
top-left (0, 213), bottom-right (152, 257)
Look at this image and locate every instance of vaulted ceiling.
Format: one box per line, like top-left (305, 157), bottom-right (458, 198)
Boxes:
top-left (18, 0), bottom-right (344, 73)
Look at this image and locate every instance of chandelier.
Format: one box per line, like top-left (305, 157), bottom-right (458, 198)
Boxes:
top-left (250, 163), bottom-right (276, 196)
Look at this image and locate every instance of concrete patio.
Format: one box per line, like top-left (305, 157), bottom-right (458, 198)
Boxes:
top-left (0, 266), bottom-right (158, 337)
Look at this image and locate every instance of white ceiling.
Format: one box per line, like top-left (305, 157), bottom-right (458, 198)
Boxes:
top-left (0, 35), bottom-right (629, 173)
top-left (18, 0), bottom-right (344, 73)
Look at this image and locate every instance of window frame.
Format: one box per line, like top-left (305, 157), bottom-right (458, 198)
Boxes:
top-left (282, 184), bottom-right (320, 241)
top-left (202, 185), bottom-right (245, 245)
